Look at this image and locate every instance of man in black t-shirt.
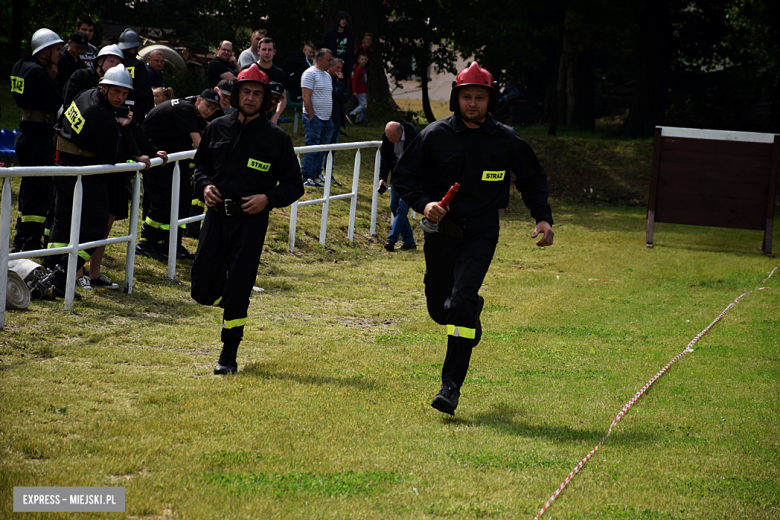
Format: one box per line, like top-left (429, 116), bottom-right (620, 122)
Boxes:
top-left (255, 38), bottom-right (286, 124)
top-left (138, 89), bottom-right (221, 260)
top-left (207, 41), bottom-right (238, 88)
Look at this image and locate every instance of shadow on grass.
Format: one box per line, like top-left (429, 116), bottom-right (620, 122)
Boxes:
top-left (241, 362), bottom-right (383, 390)
top-left (441, 402), bottom-right (655, 445)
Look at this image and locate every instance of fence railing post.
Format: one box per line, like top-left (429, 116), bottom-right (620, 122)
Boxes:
top-left (319, 152), bottom-right (333, 247)
top-left (0, 178), bottom-right (12, 330)
top-left (167, 161), bottom-right (181, 279)
top-left (348, 149), bottom-right (361, 242)
top-left (124, 170), bottom-right (141, 293)
top-left (370, 148), bottom-right (381, 237)
top-left (64, 176), bottom-right (84, 311)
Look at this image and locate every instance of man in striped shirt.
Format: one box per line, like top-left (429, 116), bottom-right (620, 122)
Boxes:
top-left (300, 48), bottom-right (334, 188)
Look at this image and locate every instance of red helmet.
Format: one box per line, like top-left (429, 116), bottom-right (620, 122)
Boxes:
top-left (449, 61), bottom-right (497, 113)
top-left (230, 64), bottom-right (271, 111)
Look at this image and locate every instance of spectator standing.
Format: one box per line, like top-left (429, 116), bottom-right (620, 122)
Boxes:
top-left (255, 38), bottom-right (287, 124)
top-left (153, 86), bottom-right (174, 106)
top-left (138, 89), bottom-right (221, 261)
top-left (379, 121), bottom-right (419, 252)
top-left (145, 49), bottom-right (165, 88)
top-left (300, 48), bottom-right (334, 188)
top-left (73, 15), bottom-right (99, 70)
top-left (237, 30), bottom-right (266, 71)
top-left (10, 28), bottom-right (63, 253)
top-left (208, 41), bottom-right (238, 88)
top-left (354, 33), bottom-right (373, 68)
top-left (117, 28), bottom-right (155, 120)
top-left (266, 81), bottom-right (285, 120)
top-left (346, 53), bottom-right (368, 125)
top-left (191, 64), bottom-right (304, 375)
top-left (56, 32), bottom-right (88, 90)
top-left (327, 57), bottom-right (349, 185)
top-left (281, 41), bottom-right (315, 103)
top-left (321, 11), bottom-right (354, 75)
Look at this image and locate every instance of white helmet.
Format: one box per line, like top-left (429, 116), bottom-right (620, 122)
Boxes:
top-left (117, 29), bottom-right (143, 50)
top-left (31, 28), bottom-right (65, 55)
top-left (97, 44), bottom-right (124, 62)
top-left (99, 64), bottom-right (134, 90)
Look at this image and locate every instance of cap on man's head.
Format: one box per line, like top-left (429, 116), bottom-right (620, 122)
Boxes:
top-left (69, 31), bottom-right (89, 49)
top-left (268, 81), bottom-right (284, 98)
top-left (216, 79), bottom-right (234, 95)
top-left (199, 88), bottom-right (221, 106)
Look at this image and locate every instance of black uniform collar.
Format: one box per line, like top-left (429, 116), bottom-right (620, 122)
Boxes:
top-left (450, 112), bottom-right (499, 133)
top-left (229, 109), bottom-right (271, 129)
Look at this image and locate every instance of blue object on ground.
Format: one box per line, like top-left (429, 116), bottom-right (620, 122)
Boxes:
top-left (0, 129), bottom-right (17, 158)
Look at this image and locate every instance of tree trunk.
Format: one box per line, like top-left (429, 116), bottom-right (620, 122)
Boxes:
top-left (11, 0), bottom-right (23, 55)
top-left (420, 59), bottom-right (436, 123)
top-left (621, 0), bottom-right (673, 137)
top-left (564, 38), bottom-right (595, 131)
top-left (547, 0), bottom-right (568, 136)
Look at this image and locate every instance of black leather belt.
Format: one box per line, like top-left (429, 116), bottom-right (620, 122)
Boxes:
top-left (212, 199), bottom-right (246, 217)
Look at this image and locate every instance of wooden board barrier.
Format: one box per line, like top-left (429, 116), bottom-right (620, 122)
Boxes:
top-left (647, 126), bottom-right (779, 255)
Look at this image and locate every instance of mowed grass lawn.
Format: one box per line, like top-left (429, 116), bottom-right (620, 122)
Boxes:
top-left (1, 129), bottom-right (779, 518)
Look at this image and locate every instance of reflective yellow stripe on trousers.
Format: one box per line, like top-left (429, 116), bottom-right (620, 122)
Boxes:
top-left (447, 324), bottom-right (476, 339)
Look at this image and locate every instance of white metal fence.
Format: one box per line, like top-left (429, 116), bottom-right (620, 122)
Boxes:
top-left (0, 141), bottom-right (383, 330)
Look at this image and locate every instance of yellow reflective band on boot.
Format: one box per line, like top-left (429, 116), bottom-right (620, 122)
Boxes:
top-left (145, 216), bottom-right (163, 229)
top-left (213, 297), bottom-right (222, 306)
top-left (21, 214), bottom-right (46, 223)
top-left (223, 318), bottom-right (246, 329)
top-left (447, 324), bottom-right (476, 339)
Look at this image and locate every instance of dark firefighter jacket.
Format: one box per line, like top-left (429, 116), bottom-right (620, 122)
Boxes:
top-left (392, 113), bottom-right (553, 225)
top-left (193, 110), bottom-right (304, 210)
top-left (59, 87), bottom-right (140, 166)
top-left (10, 53), bottom-right (63, 114)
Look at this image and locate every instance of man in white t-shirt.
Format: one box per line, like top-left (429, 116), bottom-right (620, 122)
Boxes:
top-left (237, 30), bottom-right (266, 70)
top-left (300, 48), bottom-right (334, 188)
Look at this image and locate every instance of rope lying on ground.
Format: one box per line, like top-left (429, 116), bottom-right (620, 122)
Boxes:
top-left (533, 264), bottom-right (778, 519)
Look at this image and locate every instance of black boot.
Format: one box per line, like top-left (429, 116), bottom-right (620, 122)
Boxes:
top-left (214, 342), bottom-right (239, 375)
top-left (135, 223), bottom-right (166, 261)
top-left (431, 381), bottom-right (460, 415)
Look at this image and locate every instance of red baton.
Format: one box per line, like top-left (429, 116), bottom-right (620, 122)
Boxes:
top-left (439, 182), bottom-right (460, 210)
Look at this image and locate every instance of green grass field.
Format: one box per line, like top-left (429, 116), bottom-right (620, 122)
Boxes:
top-left (0, 112), bottom-right (778, 518)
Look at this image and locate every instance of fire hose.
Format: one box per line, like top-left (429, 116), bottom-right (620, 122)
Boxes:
top-left (533, 264), bottom-right (778, 519)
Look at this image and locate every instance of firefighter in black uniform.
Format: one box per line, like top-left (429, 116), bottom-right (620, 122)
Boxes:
top-left (137, 89), bottom-right (221, 261)
top-left (393, 62), bottom-right (555, 415)
top-left (62, 44), bottom-right (125, 108)
top-left (117, 29), bottom-right (155, 121)
top-left (47, 65), bottom-right (151, 294)
top-left (9, 28), bottom-right (64, 252)
top-left (191, 64), bottom-right (304, 375)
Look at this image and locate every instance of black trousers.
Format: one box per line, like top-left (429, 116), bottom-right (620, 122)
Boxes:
top-left (46, 174), bottom-right (109, 284)
top-left (423, 213), bottom-right (499, 388)
top-left (191, 209), bottom-right (269, 346)
top-left (142, 161), bottom-right (191, 231)
top-left (13, 121), bottom-right (55, 248)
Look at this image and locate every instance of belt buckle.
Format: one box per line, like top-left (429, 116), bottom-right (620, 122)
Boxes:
top-left (223, 198), bottom-right (233, 217)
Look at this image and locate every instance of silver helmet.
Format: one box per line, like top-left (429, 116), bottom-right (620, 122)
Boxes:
top-left (31, 28), bottom-right (65, 55)
top-left (97, 44), bottom-right (124, 61)
top-left (99, 64), bottom-right (134, 90)
top-left (117, 28), bottom-right (143, 50)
